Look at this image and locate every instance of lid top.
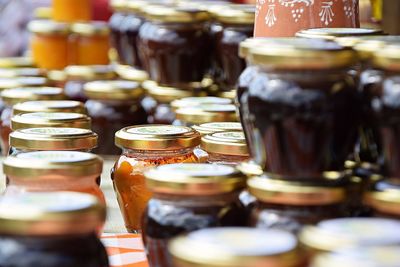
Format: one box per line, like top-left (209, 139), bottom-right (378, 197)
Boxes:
top-left (0, 67), bottom-right (43, 78)
top-left (193, 122), bottom-right (243, 135)
top-left (84, 80), bottom-right (144, 100)
top-left (170, 228), bottom-right (300, 267)
top-left (71, 22), bottom-right (110, 36)
top-left (143, 5), bottom-right (210, 23)
top-left (143, 80), bottom-right (207, 103)
top-left (1, 87), bottom-right (64, 105)
top-left (0, 77), bottom-right (48, 89)
top-left (13, 100), bottom-right (87, 115)
top-left (65, 65), bottom-right (116, 80)
top-left (296, 28), bottom-right (383, 39)
top-left (115, 124), bottom-right (201, 150)
top-left (145, 163), bottom-right (246, 195)
top-left (201, 131), bottom-right (248, 156)
top-left (28, 20), bottom-right (70, 35)
top-left (115, 65), bottom-right (149, 82)
top-left (11, 112), bottom-right (91, 130)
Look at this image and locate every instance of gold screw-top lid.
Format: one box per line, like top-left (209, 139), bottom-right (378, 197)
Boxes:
top-left (13, 100), bottom-right (87, 115)
top-left (169, 228), bottom-right (303, 267)
top-left (296, 28), bottom-right (384, 40)
top-left (143, 80), bottom-right (207, 103)
top-left (0, 57), bottom-right (34, 68)
top-left (143, 5), bottom-right (210, 23)
top-left (299, 218), bottom-right (400, 252)
top-left (65, 65), bottom-right (116, 80)
top-left (373, 43), bottom-right (400, 71)
top-left (71, 21), bottom-right (110, 36)
top-left (247, 177), bottom-right (346, 206)
top-left (0, 77), bottom-right (48, 90)
top-left (0, 192), bottom-right (105, 236)
top-left (115, 124), bottom-right (200, 150)
top-left (46, 70), bottom-right (67, 83)
top-left (4, 150), bottom-right (102, 179)
top-left (364, 180), bottom-right (400, 216)
top-left (115, 65), bottom-right (148, 82)
top-left (1, 87), bottom-right (65, 105)
top-left (0, 68), bottom-right (44, 78)
top-left (84, 80), bottom-right (144, 100)
top-left (10, 127), bottom-right (98, 151)
top-left (192, 122), bottom-right (243, 135)
top-left (175, 104), bottom-right (238, 124)
top-left (171, 96), bottom-right (232, 109)
top-left (249, 38), bottom-right (357, 70)
top-left (145, 163), bottom-right (246, 195)
top-left (127, 0), bottom-right (174, 14)
top-left (217, 89), bottom-right (237, 100)
top-left (312, 246), bottom-right (400, 267)
top-left (201, 131), bottom-right (248, 157)
top-left (11, 112), bottom-right (91, 130)
top-left (28, 20), bottom-right (70, 35)
top-left (213, 4), bottom-right (255, 24)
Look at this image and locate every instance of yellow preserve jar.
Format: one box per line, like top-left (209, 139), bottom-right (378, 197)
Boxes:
top-left (13, 100), bottom-right (87, 115)
top-left (112, 125), bottom-right (201, 233)
top-left (52, 0), bottom-right (91, 22)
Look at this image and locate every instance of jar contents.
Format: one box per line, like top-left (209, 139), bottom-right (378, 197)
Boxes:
top-left (52, 0), bottom-right (91, 22)
top-left (112, 125), bottom-right (201, 233)
top-left (142, 163), bottom-right (247, 267)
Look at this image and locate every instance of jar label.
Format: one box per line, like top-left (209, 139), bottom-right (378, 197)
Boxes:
top-left (127, 125), bottom-right (190, 135)
top-left (17, 151), bottom-right (95, 162)
top-left (213, 131), bottom-right (245, 140)
top-left (156, 163), bottom-right (236, 177)
top-left (21, 112), bottom-right (83, 120)
top-left (201, 122), bottom-right (242, 130)
top-left (186, 228), bottom-right (297, 256)
top-left (21, 127), bottom-right (91, 135)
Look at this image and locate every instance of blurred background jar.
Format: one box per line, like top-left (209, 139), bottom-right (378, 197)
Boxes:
top-left (3, 151), bottom-right (105, 203)
top-left (112, 125), bottom-right (201, 233)
top-left (84, 80), bottom-right (148, 155)
top-left (0, 192), bottom-right (108, 267)
top-left (142, 163), bottom-right (247, 267)
top-left (52, 0), bottom-right (91, 22)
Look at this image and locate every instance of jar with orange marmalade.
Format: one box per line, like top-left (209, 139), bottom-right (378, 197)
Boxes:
top-left (112, 125), bottom-right (201, 233)
top-left (52, 0), bottom-right (91, 22)
top-left (70, 22), bottom-right (110, 66)
top-left (3, 151), bottom-right (105, 204)
top-left (28, 20), bottom-right (70, 70)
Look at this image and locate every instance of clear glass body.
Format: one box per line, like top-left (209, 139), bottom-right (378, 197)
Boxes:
top-left (31, 33), bottom-right (69, 70)
top-left (52, 0), bottom-right (91, 22)
top-left (111, 148), bottom-right (199, 233)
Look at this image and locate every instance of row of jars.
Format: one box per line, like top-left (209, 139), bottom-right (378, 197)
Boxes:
top-left (109, 0), bottom-right (254, 91)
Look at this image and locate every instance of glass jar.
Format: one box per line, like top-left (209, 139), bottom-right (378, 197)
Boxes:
top-left (240, 39), bottom-right (360, 179)
top-left (193, 121), bottom-right (242, 135)
top-left (3, 151), bottom-right (105, 203)
top-left (169, 228), bottom-right (308, 267)
top-left (64, 65), bottom-right (116, 102)
top-left (13, 100), bottom-right (87, 115)
top-left (109, 0), bottom-right (129, 64)
top-left (142, 163), bottom-right (247, 267)
top-left (52, 0), bottom-right (91, 22)
top-left (201, 131), bottom-right (249, 165)
top-left (28, 20), bottom-right (70, 70)
top-left (9, 127), bottom-right (97, 155)
top-left (211, 5), bottom-right (254, 91)
top-left (364, 179), bottom-right (400, 219)
top-left (174, 104), bottom-right (238, 126)
top-left (69, 22), bottom-right (110, 66)
top-left (112, 125), bottom-right (201, 233)
top-left (84, 80), bottom-right (148, 155)
top-left (0, 87), bottom-right (66, 154)
top-left (138, 6), bottom-right (212, 88)
top-left (248, 176), bottom-right (349, 233)
top-left (11, 112), bottom-right (91, 131)
top-left (0, 192), bottom-right (108, 267)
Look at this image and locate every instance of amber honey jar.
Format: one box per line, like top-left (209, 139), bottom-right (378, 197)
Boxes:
top-left (112, 125), bottom-right (201, 233)
top-left (169, 228), bottom-right (308, 267)
top-left (9, 127), bottom-right (97, 155)
top-left (69, 22), bottom-right (110, 66)
top-left (52, 0), bottom-right (91, 22)
top-left (201, 131), bottom-right (249, 165)
top-left (84, 80), bottom-right (148, 155)
top-left (192, 121), bottom-right (242, 135)
top-left (174, 103), bottom-right (238, 126)
top-left (28, 20), bottom-right (70, 70)
top-left (3, 151), bottom-right (105, 203)
top-left (13, 100), bottom-right (87, 115)
top-left (142, 163), bottom-right (247, 267)
top-left (0, 192), bottom-right (108, 267)
top-left (138, 5), bottom-right (212, 88)
top-left (64, 65), bottom-right (116, 102)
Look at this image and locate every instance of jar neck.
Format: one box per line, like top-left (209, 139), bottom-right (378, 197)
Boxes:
top-left (152, 191), bottom-right (240, 207)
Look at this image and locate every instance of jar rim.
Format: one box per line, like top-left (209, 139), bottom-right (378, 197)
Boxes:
top-left (83, 80), bottom-right (144, 100)
top-left (143, 80), bottom-right (207, 103)
top-left (71, 22), bottom-right (110, 36)
top-left (296, 28), bottom-right (383, 40)
top-left (28, 20), bottom-right (70, 35)
top-left (193, 122), bottom-right (243, 135)
top-left (1, 87), bottom-right (65, 105)
top-left (201, 131), bottom-right (248, 156)
top-left (65, 65), bottom-right (116, 80)
top-left (11, 112), bottom-right (91, 130)
top-left (175, 104), bottom-right (238, 124)
top-left (0, 57), bottom-right (34, 68)
top-left (13, 100), bottom-right (87, 115)
top-left (143, 5), bottom-right (210, 23)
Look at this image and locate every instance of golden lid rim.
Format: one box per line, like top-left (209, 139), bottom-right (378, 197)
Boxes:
top-left (0, 57), bottom-right (34, 68)
top-left (364, 190), bottom-right (400, 216)
top-left (115, 65), bottom-right (149, 82)
top-left (143, 80), bottom-right (207, 103)
top-left (201, 131), bottom-right (248, 156)
top-left (84, 80), bottom-right (144, 100)
top-left (214, 6), bottom-right (255, 24)
top-left (0, 68), bottom-right (44, 78)
top-left (1, 87), bottom-right (65, 105)
top-left (28, 20), bottom-right (70, 35)
top-left (13, 100), bottom-right (87, 115)
top-left (11, 112), bottom-right (91, 130)
top-left (71, 22), bottom-right (110, 36)
top-left (192, 122), bottom-right (243, 135)
top-left (143, 6), bottom-right (210, 23)
top-left (175, 105), bottom-right (238, 124)
top-left (65, 65), bottom-right (116, 80)
top-left (296, 28), bottom-right (384, 39)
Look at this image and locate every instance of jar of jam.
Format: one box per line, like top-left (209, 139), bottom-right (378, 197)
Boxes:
top-left (13, 100), bottom-right (87, 115)
top-left (84, 80), bottom-right (148, 155)
top-left (64, 65), bottom-right (116, 102)
top-left (11, 112), bottom-right (91, 131)
top-left (138, 5), bottom-right (212, 88)
top-left (240, 38), bottom-right (360, 179)
top-left (201, 131), bottom-right (249, 165)
top-left (52, 0), bottom-right (91, 22)
top-left (3, 151), bottom-right (105, 203)
top-left (28, 20), bottom-right (70, 70)
top-left (169, 228), bottom-right (308, 267)
top-left (0, 87), bottom-right (66, 154)
top-left (142, 163), bottom-right (247, 267)
top-left (70, 22), bottom-right (110, 66)
top-left (112, 125), bottom-right (201, 233)
top-left (9, 127), bottom-right (97, 155)
top-left (0, 192), bottom-right (108, 267)
top-left (364, 179), bottom-right (400, 219)
top-left (192, 121), bottom-right (242, 135)
top-left (211, 5), bottom-right (254, 91)
top-left (109, 0), bottom-right (129, 64)
top-left (248, 176), bottom-right (349, 233)
top-left (175, 104), bottom-right (238, 126)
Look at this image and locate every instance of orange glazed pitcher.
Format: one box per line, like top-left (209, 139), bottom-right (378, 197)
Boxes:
top-left (254, 0), bottom-right (360, 37)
